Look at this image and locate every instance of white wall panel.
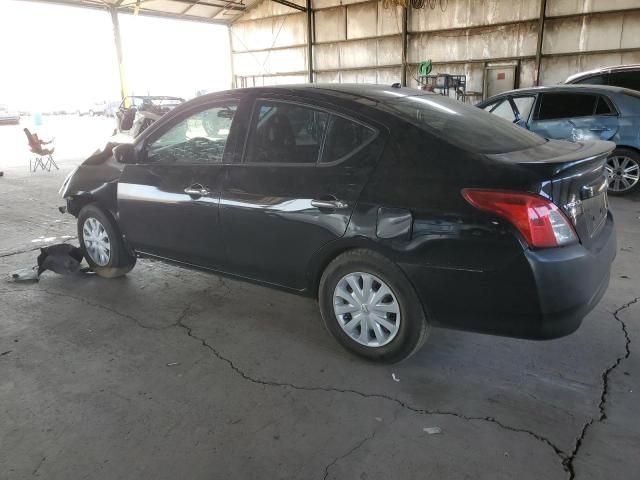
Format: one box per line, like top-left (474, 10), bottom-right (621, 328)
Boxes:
top-left (546, 0), bottom-right (640, 17)
top-left (543, 12), bottom-right (640, 55)
top-left (231, 13), bottom-right (306, 52)
top-left (409, 22), bottom-right (537, 63)
top-left (409, 0), bottom-right (539, 32)
top-left (233, 46), bottom-right (307, 76)
top-left (314, 8), bottom-right (346, 42)
top-left (346, 2), bottom-right (377, 39)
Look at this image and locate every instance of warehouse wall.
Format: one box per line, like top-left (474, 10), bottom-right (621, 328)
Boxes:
top-left (230, 0), bottom-right (640, 97)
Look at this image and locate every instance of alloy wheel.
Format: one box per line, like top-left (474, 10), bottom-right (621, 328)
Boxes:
top-left (333, 272), bottom-right (401, 348)
top-left (83, 217), bottom-right (111, 266)
top-left (606, 155), bottom-right (639, 193)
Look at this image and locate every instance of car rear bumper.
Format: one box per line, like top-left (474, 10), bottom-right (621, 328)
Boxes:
top-left (401, 212), bottom-right (616, 339)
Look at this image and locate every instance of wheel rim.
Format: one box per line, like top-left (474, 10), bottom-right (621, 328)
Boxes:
top-left (82, 217), bottom-right (111, 266)
top-left (606, 155), bottom-right (639, 193)
top-left (333, 272), bottom-right (401, 348)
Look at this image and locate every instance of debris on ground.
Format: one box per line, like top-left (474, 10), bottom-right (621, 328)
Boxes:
top-left (7, 243), bottom-right (89, 283)
top-left (37, 244), bottom-right (84, 275)
top-left (375, 417), bottom-right (383, 422)
top-left (423, 426), bottom-right (442, 435)
top-left (166, 362), bottom-right (180, 367)
top-left (8, 267), bottom-right (40, 283)
top-left (392, 373), bottom-right (400, 382)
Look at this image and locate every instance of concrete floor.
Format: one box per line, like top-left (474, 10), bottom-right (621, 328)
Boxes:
top-left (1, 161), bottom-right (639, 479)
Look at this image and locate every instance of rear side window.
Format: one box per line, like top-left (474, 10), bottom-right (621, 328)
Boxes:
top-left (387, 95), bottom-right (545, 154)
top-left (536, 93), bottom-right (597, 120)
top-left (513, 96), bottom-right (535, 120)
top-left (245, 101), bottom-right (328, 164)
top-left (490, 100), bottom-right (516, 122)
top-left (595, 96), bottom-right (615, 115)
top-left (320, 116), bottom-right (376, 164)
top-left (609, 71), bottom-right (640, 91)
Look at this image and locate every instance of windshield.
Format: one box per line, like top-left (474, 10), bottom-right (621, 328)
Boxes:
top-left (384, 94), bottom-right (546, 154)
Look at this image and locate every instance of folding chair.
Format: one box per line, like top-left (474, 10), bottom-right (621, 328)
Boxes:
top-left (24, 128), bottom-right (58, 172)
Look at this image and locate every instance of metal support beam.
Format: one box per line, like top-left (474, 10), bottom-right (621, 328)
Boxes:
top-left (271, 0), bottom-right (307, 12)
top-left (534, 0), bottom-right (547, 86)
top-left (306, 0), bottom-right (313, 83)
top-left (401, 7), bottom-right (408, 86)
top-left (109, 7), bottom-right (128, 102)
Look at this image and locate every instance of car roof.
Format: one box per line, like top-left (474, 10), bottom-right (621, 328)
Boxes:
top-left (201, 83), bottom-right (424, 103)
top-left (566, 64), bottom-right (640, 83)
top-left (481, 84), bottom-right (634, 102)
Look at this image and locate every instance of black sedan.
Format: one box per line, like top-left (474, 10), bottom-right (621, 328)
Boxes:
top-left (60, 84), bottom-right (616, 362)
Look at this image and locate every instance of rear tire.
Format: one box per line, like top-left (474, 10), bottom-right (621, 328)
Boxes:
top-left (606, 148), bottom-right (640, 196)
top-left (77, 204), bottom-right (136, 278)
top-left (319, 249), bottom-right (430, 363)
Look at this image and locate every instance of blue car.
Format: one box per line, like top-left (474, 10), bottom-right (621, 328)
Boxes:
top-left (477, 85), bottom-right (640, 195)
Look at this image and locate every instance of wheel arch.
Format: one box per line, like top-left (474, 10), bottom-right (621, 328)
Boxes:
top-left (306, 237), bottom-right (395, 297)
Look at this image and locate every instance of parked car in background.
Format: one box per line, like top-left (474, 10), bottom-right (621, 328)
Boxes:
top-left (78, 101), bottom-right (109, 116)
top-left (0, 104), bottom-right (20, 124)
top-left (60, 84), bottom-right (616, 362)
top-left (478, 85), bottom-right (640, 195)
top-left (565, 64), bottom-right (640, 91)
top-left (115, 95), bottom-right (184, 137)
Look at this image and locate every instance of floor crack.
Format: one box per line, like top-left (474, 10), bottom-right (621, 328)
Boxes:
top-left (322, 428), bottom-right (380, 480)
top-left (563, 296), bottom-right (637, 479)
top-left (175, 315), bottom-right (568, 472)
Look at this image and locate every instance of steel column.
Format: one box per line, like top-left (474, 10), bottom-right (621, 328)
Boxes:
top-left (306, 0), bottom-right (313, 83)
top-left (109, 7), bottom-right (128, 103)
top-left (401, 7), bottom-right (408, 86)
top-left (534, 0), bottom-right (547, 86)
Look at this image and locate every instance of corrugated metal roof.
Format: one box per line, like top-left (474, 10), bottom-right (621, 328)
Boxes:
top-left (25, 0), bottom-right (256, 24)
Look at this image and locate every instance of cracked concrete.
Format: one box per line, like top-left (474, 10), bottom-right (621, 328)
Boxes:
top-left (1, 167), bottom-right (639, 479)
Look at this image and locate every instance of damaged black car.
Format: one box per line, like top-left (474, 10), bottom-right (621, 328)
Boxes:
top-left (60, 84), bottom-right (616, 362)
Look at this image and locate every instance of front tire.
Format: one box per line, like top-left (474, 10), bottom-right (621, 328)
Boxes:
top-left (77, 204), bottom-right (136, 278)
top-left (319, 249), bottom-right (430, 363)
top-left (606, 148), bottom-right (640, 195)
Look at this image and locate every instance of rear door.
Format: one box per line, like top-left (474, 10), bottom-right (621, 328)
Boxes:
top-left (529, 92), bottom-right (618, 142)
top-left (118, 98), bottom-right (240, 268)
top-left (220, 96), bottom-right (385, 289)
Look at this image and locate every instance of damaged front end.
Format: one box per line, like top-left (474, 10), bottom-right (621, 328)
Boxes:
top-left (59, 141), bottom-right (125, 218)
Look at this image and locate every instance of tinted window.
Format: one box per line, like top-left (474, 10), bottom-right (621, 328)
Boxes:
top-left (490, 100), bottom-right (516, 121)
top-left (595, 96), bottom-right (615, 115)
top-left (388, 94), bottom-right (546, 154)
top-left (536, 93), bottom-right (597, 120)
top-left (147, 102), bottom-right (237, 164)
top-left (245, 101), bottom-right (328, 164)
top-left (320, 116), bottom-right (376, 164)
top-left (513, 96), bottom-right (535, 120)
top-left (609, 71), bottom-right (640, 91)
top-left (574, 74), bottom-right (607, 85)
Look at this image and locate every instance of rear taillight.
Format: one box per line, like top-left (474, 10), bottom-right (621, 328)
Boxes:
top-left (462, 189), bottom-right (577, 248)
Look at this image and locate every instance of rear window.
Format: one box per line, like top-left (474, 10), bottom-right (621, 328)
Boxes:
top-left (386, 95), bottom-right (545, 154)
top-left (609, 70), bottom-right (640, 91)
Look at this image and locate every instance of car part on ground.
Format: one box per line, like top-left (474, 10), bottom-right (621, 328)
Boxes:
top-left (60, 84), bottom-right (616, 362)
top-left (477, 84), bottom-right (640, 195)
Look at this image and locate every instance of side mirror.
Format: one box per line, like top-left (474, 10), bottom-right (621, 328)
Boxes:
top-left (113, 143), bottom-right (137, 164)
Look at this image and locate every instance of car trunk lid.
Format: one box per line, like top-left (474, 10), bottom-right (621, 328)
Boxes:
top-left (487, 139), bottom-right (615, 247)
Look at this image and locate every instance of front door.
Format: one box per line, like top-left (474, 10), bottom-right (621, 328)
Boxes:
top-left (220, 97), bottom-right (385, 289)
top-left (118, 99), bottom-right (239, 268)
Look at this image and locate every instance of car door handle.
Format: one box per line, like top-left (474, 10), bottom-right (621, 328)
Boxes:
top-left (184, 184), bottom-right (211, 197)
top-left (311, 199), bottom-right (348, 209)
